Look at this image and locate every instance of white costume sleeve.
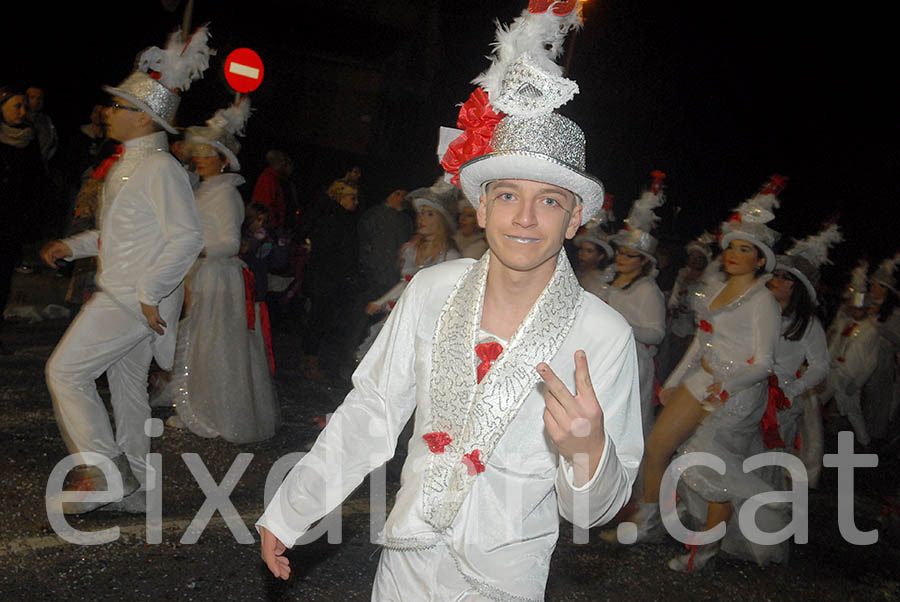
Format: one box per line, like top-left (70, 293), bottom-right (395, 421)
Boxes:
top-left (257, 275), bottom-right (421, 546)
top-left (135, 157), bottom-right (203, 306)
top-left (371, 279), bottom-right (408, 308)
top-left (63, 229), bottom-right (100, 260)
top-left (202, 185), bottom-right (243, 259)
top-left (555, 325), bottom-right (642, 529)
top-left (782, 319), bottom-right (829, 401)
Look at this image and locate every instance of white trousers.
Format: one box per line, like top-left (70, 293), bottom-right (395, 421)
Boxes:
top-left (46, 292), bottom-right (155, 487)
top-left (372, 545), bottom-right (493, 602)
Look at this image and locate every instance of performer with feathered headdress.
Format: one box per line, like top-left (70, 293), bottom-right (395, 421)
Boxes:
top-left (258, 2), bottom-right (643, 598)
top-left (151, 97), bottom-right (280, 444)
top-left (863, 251), bottom-right (900, 443)
top-left (765, 222), bottom-right (843, 491)
top-left (41, 25), bottom-right (212, 515)
top-left (605, 175), bottom-right (789, 572)
top-left (597, 170), bottom-right (668, 445)
top-left (820, 257), bottom-right (880, 451)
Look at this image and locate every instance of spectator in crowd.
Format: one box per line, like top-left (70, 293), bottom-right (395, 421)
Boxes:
top-left (251, 149), bottom-right (293, 230)
top-left (1, 84), bottom-right (47, 349)
top-left (356, 178), bottom-right (461, 361)
top-left (26, 86), bottom-right (57, 163)
top-left (297, 175), bottom-right (362, 383)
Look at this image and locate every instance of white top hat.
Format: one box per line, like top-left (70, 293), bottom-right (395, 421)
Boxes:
top-left (440, 1), bottom-right (603, 225)
top-left (846, 259), bottom-right (871, 308)
top-left (407, 177), bottom-right (461, 233)
top-left (186, 97), bottom-right (252, 171)
top-left (613, 170), bottom-right (666, 261)
top-left (574, 216), bottom-right (614, 259)
top-left (776, 222), bottom-right (843, 304)
top-left (103, 25), bottom-right (213, 134)
top-left (720, 174), bottom-right (786, 272)
top-left (871, 252), bottom-right (900, 293)
top-left (686, 231), bottom-right (716, 261)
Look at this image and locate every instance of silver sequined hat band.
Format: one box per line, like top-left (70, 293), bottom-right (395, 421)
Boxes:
top-left (103, 71), bottom-right (180, 134)
top-left (458, 113), bottom-right (603, 226)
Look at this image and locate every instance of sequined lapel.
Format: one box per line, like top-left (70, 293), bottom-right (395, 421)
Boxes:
top-left (423, 250), bottom-right (582, 529)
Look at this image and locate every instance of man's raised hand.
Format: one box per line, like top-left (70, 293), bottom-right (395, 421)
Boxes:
top-left (537, 350), bottom-right (606, 487)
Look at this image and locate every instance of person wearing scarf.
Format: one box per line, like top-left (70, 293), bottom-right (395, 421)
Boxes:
top-left (0, 85), bottom-right (46, 352)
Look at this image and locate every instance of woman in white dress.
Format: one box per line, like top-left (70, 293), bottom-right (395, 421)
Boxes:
top-left (863, 254), bottom-right (900, 444)
top-left (619, 177), bottom-right (787, 572)
top-left (158, 100), bottom-right (280, 443)
top-left (597, 172), bottom-right (667, 442)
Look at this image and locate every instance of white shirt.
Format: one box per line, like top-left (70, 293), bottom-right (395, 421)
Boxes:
top-left (258, 257), bottom-right (643, 600)
top-left (666, 277), bottom-right (781, 397)
top-left (63, 131), bottom-right (202, 369)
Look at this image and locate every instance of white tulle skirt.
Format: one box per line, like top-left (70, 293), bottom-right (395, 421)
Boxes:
top-left (672, 376), bottom-right (790, 566)
top-left (154, 256), bottom-right (280, 443)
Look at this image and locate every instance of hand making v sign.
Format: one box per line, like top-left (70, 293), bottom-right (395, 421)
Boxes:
top-left (537, 350), bottom-right (607, 487)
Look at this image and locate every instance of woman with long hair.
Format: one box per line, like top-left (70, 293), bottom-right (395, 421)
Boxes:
top-left (765, 224), bottom-right (841, 491)
top-left (155, 100), bottom-right (280, 443)
top-left (616, 177), bottom-right (786, 572)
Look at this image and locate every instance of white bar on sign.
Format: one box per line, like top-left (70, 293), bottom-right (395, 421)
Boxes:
top-left (229, 62), bottom-right (259, 79)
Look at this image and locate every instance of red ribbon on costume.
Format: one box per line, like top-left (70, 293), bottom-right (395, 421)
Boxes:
top-left (698, 319), bottom-right (713, 333)
top-left (259, 301), bottom-right (275, 375)
top-left (462, 449), bottom-right (486, 475)
top-left (475, 342), bottom-right (504, 384)
top-left (242, 268), bottom-right (257, 330)
top-left (90, 145), bottom-right (124, 180)
top-left (841, 322), bottom-right (858, 337)
top-left (761, 374), bottom-right (791, 448)
top-left (423, 431), bottom-right (452, 454)
top-left (686, 543), bottom-right (697, 571)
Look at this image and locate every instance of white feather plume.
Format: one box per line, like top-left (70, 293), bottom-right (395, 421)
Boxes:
top-left (849, 259), bottom-right (869, 293)
top-left (876, 252), bottom-right (900, 276)
top-left (138, 24), bottom-right (213, 93)
top-left (473, 3), bottom-right (583, 103)
top-left (625, 188), bottom-right (664, 233)
top-left (734, 192), bottom-right (779, 225)
top-left (207, 97), bottom-right (252, 136)
top-left (787, 223), bottom-right (843, 268)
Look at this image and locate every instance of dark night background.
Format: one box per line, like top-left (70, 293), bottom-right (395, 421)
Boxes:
top-left (4, 0), bottom-right (897, 290)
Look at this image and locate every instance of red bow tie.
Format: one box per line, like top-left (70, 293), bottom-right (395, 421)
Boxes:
top-left (91, 145), bottom-right (125, 180)
top-left (475, 342), bottom-right (503, 384)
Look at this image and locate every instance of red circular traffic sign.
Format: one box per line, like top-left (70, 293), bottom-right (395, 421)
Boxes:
top-left (224, 48), bottom-right (264, 93)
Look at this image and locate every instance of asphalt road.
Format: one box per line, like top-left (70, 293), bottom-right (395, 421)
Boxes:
top-left (1, 267), bottom-right (899, 601)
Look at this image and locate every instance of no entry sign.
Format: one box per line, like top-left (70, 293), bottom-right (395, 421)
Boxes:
top-left (224, 48), bottom-right (264, 93)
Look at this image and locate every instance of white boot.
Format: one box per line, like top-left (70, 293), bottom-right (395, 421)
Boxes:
top-left (599, 502), bottom-right (663, 544)
top-left (667, 540), bottom-right (721, 572)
